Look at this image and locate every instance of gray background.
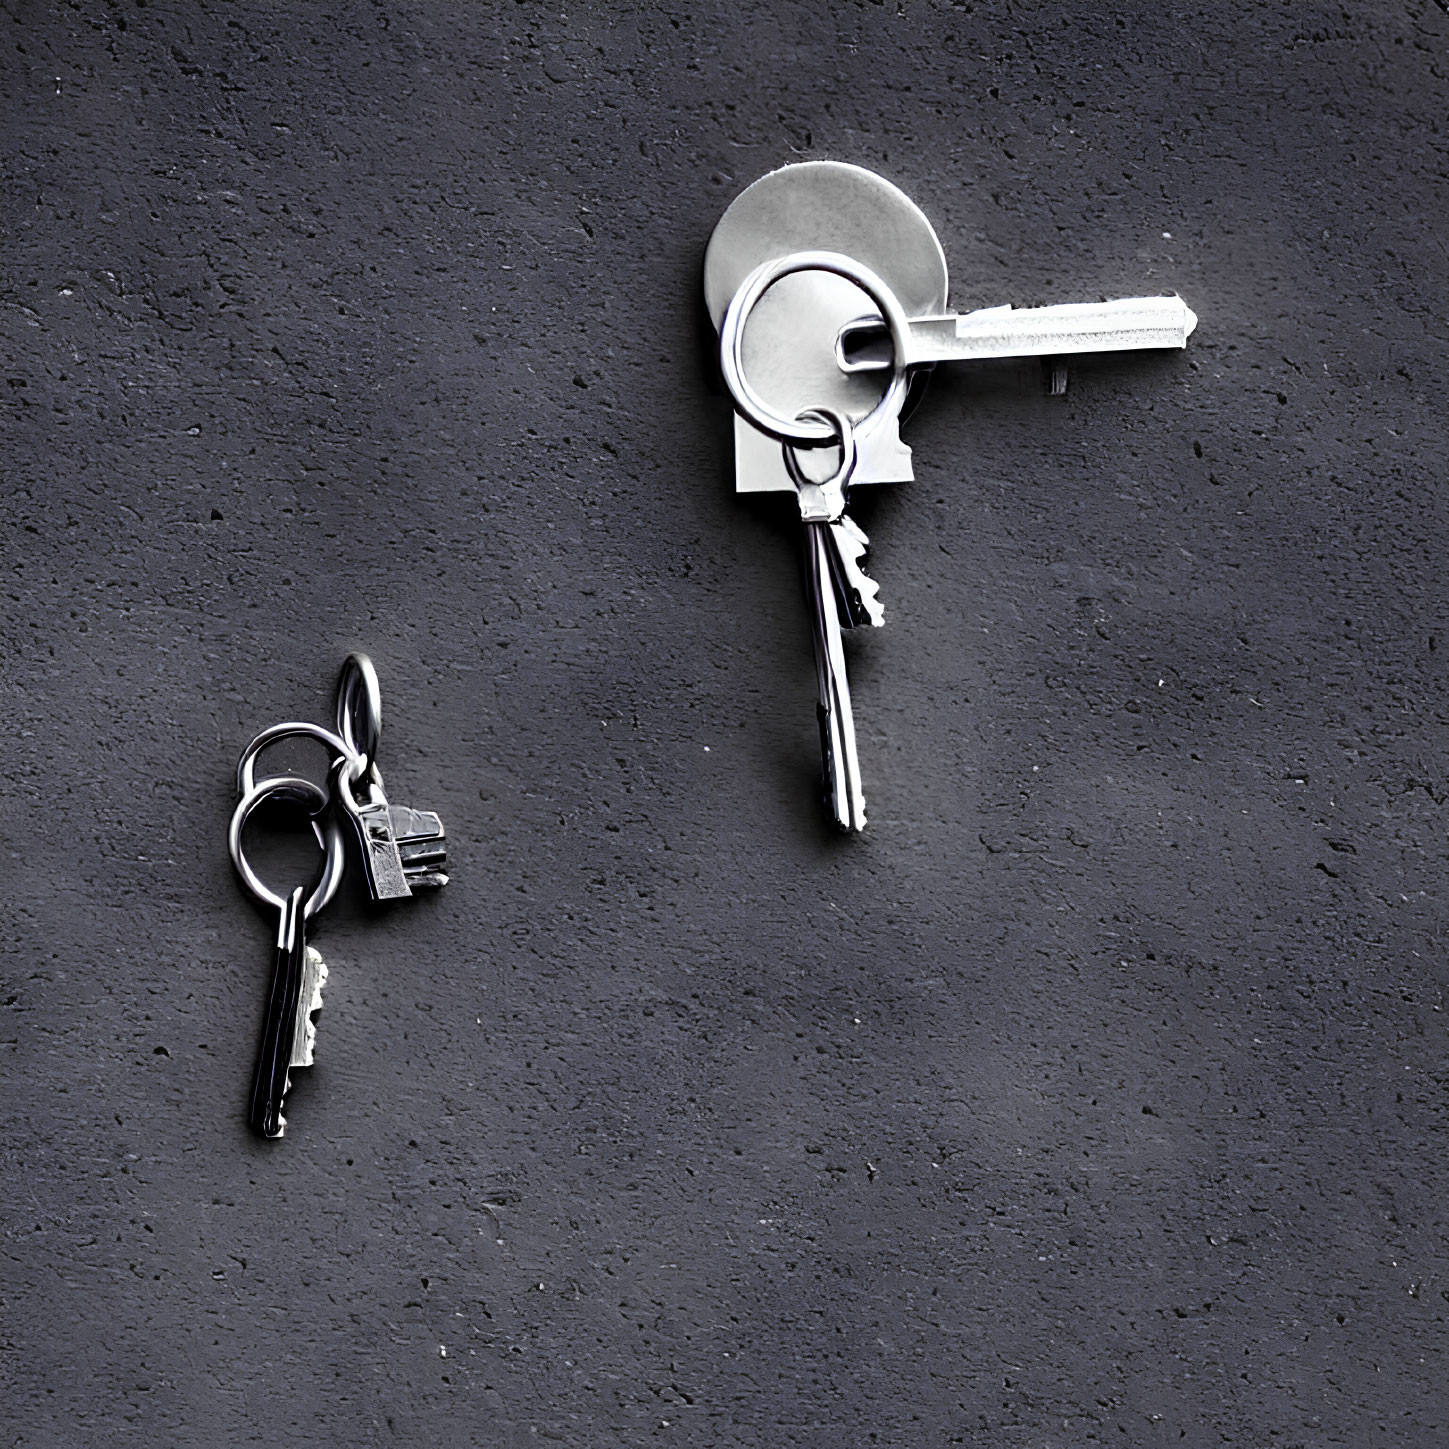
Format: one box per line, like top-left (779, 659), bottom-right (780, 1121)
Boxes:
top-left (4, 2), bottom-right (1447, 1444)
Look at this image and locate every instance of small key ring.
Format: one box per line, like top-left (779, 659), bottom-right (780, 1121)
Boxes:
top-left (229, 774), bottom-right (346, 918)
top-left (236, 720), bottom-right (365, 798)
top-left (718, 249), bottom-right (914, 447)
top-left (336, 652), bottom-right (382, 766)
top-left (782, 406), bottom-right (857, 491)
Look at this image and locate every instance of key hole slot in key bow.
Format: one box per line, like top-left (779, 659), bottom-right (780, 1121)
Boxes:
top-left (836, 316), bottom-right (893, 373)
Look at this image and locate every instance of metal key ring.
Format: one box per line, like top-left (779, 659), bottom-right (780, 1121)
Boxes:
top-left (718, 249), bottom-right (914, 447)
top-left (781, 406), bottom-right (858, 492)
top-left (228, 774), bottom-right (346, 918)
top-left (236, 720), bottom-right (363, 798)
top-left (336, 652), bottom-right (382, 766)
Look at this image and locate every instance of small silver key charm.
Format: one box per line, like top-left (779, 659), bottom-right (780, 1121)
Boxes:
top-left (334, 762), bottom-right (449, 900)
top-left (332, 654), bottom-right (449, 902)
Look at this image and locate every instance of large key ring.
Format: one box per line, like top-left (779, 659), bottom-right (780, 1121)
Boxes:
top-left (228, 775), bottom-right (346, 918)
top-left (336, 652), bottom-right (382, 765)
top-left (718, 249), bottom-right (914, 447)
top-left (236, 720), bottom-right (364, 798)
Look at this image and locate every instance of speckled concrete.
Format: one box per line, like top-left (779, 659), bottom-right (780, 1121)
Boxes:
top-left (4, 3), bottom-right (1448, 1444)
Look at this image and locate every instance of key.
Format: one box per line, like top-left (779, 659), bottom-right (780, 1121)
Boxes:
top-left (707, 166), bottom-right (1198, 831)
top-left (229, 774), bottom-right (345, 1140)
top-left (334, 759), bottom-right (449, 899)
top-left (332, 654), bottom-right (449, 901)
top-left (786, 408), bottom-right (881, 832)
top-left (836, 294), bottom-right (1198, 371)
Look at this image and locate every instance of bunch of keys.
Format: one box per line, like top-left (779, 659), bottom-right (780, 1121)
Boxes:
top-left (704, 163), bottom-right (1199, 830)
top-left (228, 653), bottom-right (448, 1138)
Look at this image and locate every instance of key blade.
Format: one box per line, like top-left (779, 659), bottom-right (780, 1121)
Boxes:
top-left (839, 294), bottom-right (1197, 370)
top-left (249, 888), bottom-right (307, 1139)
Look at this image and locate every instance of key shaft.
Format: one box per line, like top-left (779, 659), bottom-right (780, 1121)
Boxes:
top-left (805, 522), bottom-right (867, 832)
top-left (839, 294), bottom-right (1197, 372)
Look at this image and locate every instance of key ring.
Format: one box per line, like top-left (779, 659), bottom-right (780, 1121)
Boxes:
top-left (718, 249), bottom-right (914, 447)
top-left (782, 406), bottom-right (857, 523)
top-left (336, 652), bottom-right (382, 766)
top-left (228, 774), bottom-right (346, 918)
top-left (236, 720), bottom-right (365, 798)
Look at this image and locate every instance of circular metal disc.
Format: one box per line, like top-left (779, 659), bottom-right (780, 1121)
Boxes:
top-left (703, 162), bottom-right (947, 426)
top-left (704, 161), bottom-right (947, 324)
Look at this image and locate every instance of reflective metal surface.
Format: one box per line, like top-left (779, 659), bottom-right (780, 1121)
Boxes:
top-left (838, 294), bottom-right (1198, 370)
top-left (235, 654), bottom-right (448, 903)
top-left (336, 651), bottom-right (382, 765)
top-left (228, 774), bottom-right (346, 919)
top-left (704, 161), bottom-right (946, 494)
top-left (782, 409), bottom-right (882, 833)
top-left (228, 653), bottom-right (449, 1138)
top-left (705, 162), bottom-right (1199, 832)
top-left (719, 251), bottom-right (912, 447)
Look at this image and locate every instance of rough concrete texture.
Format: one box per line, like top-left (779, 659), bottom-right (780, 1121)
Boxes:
top-left (3, 3), bottom-right (1448, 1444)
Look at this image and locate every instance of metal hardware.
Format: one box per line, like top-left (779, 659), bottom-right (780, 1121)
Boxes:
top-left (228, 774), bottom-right (344, 1138)
top-left (227, 654), bottom-right (448, 1138)
top-left (706, 162), bottom-right (1198, 829)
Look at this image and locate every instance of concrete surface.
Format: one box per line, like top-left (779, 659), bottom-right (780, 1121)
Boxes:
top-left (3, 3), bottom-right (1447, 1444)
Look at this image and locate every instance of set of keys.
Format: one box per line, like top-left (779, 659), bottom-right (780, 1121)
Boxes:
top-left (227, 653), bottom-right (448, 1138)
top-left (704, 163), bottom-right (1198, 830)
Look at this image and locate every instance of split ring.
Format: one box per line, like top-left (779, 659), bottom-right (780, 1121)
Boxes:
top-left (336, 652), bottom-right (382, 766)
top-left (781, 406), bottom-right (858, 494)
top-left (236, 719), bottom-right (362, 798)
top-left (228, 774), bottom-right (346, 918)
top-left (718, 249), bottom-right (913, 446)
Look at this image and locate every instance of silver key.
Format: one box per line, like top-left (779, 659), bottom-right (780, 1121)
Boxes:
top-left (707, 162), bottom-right (1197, 490)
top-left (786, 409), bottom-right (880, 833)
top-left (707, 165), bottom-right (1197, 832)
top-left (228, 775), bottom-right (345, 1140)
top-left (333, 760), bottom-right (449, 900)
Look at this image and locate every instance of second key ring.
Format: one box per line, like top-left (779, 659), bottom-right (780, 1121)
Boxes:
top-left (228, 774), bottom-right (347, 918)
top-left (336, 652), bottom-right (382, 766)
top-left (236, 719), bottom-right (363, 799)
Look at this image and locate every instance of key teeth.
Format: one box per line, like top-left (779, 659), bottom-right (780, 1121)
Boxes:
top-left (290, 947), bottom-right (327, 1070)
top-left (828, 515), bottom-right (885, 629)
top-left (391, 805), bottom-right (448, 892)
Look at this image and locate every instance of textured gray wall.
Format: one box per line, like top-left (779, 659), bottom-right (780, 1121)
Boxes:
top-left (4, 3), bottom-right (1447, 1444)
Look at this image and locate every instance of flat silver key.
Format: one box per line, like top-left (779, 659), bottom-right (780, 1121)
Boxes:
top-left (786, 409), bottom-right (881, 832)
top-left (837, 294), bottom-right (1198, 371)
top-left (247, 885), bottom-right (329, 1139)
